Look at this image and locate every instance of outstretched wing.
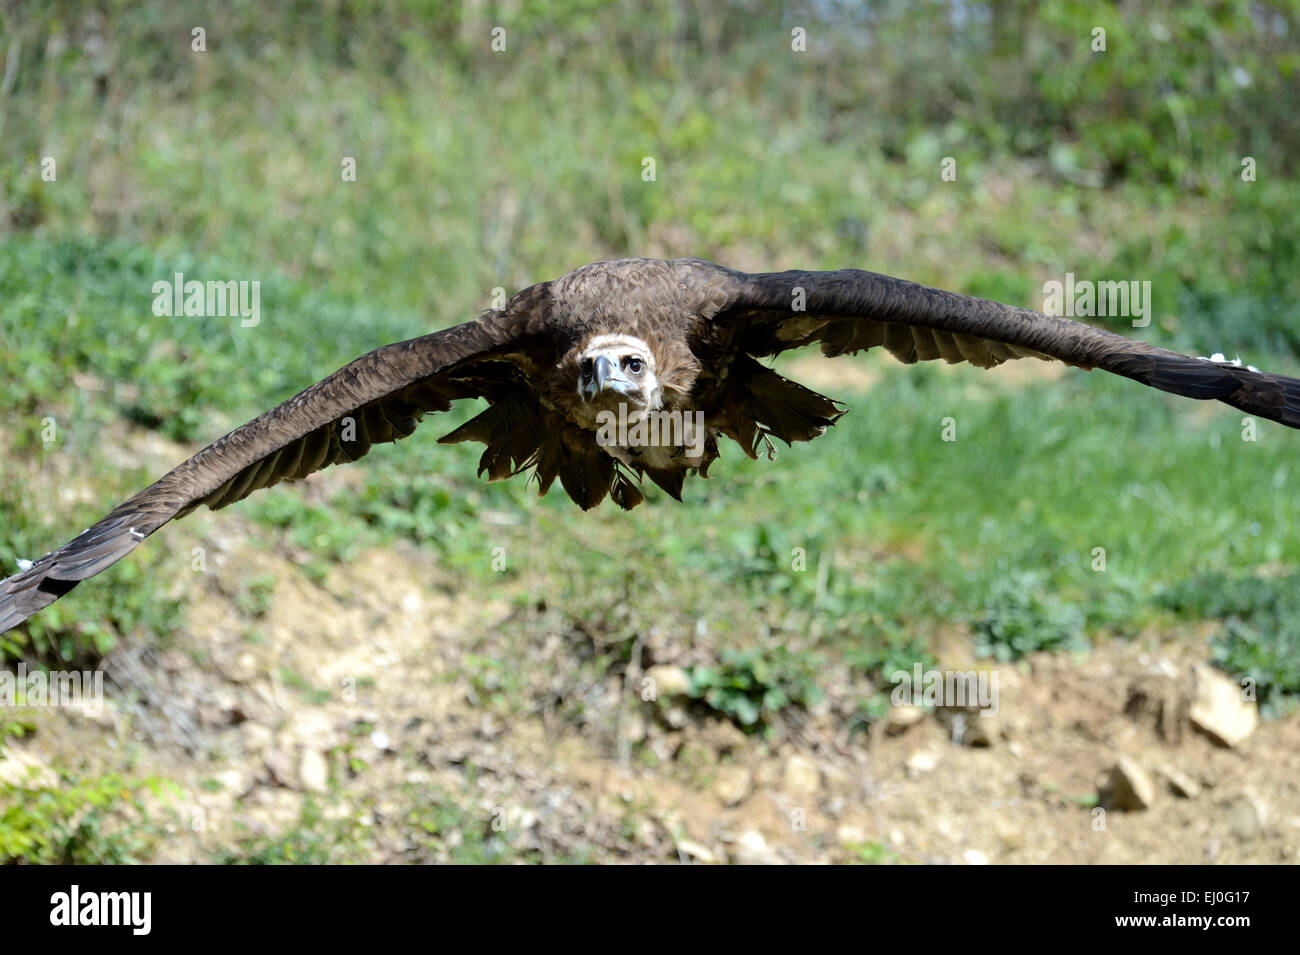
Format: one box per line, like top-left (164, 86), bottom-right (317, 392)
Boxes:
top-left (0, 305), bottom-right (541, 632)
top-left (687, 262), bottom-right (1300, 430)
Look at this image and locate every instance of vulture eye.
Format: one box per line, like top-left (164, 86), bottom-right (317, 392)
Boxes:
top-left (580, 358), bottom-right (594, 379)
top-left (624, 356), bottom-right (644, 375)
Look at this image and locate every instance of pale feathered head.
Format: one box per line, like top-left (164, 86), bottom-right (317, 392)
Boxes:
top-left (576, 333), bottom-right (662, 411)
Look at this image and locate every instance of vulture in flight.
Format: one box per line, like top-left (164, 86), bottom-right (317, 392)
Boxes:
top-left (3, 257), bottom-right (1298, 632)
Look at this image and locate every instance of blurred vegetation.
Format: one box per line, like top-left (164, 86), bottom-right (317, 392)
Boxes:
top-left (1160, 571), bottom-right (1300, 716)
top-left (686, 646), bottom-right (825, 732)
top-left (1, 0), bottom-right (1298, 861)
top-left (0, 772), bottom-right (169, 864)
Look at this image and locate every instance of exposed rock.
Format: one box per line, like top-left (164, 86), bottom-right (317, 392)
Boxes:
top-left (937, 706), bottom-right (998, 746)
top-left (676, 839), bottom-right (720, 864)
top-left (287, 709), bottom-right (337, 748)
top-left (782, 755), bottom-right (820, 796)
top-left (905, 750), bottom-right (939, 779)
top-left (960, 712), bottom-right (998, 747)
top-left (1226, 795), bottom-right (1267, 842)
top-left (298, 747), bottom-right (330, 793)
top-left (731, 829), bottom-right (786, 865)
top-left (713, 764), bottom-right (752, 807)
top-left (214, 768), bottom-right (246, 795)
top-left (837, 823), bottom-right (870, 845)
top-left (1155, 763), bottom-right (1201, 799)
top-left (0, 748), bottom-right (57, 788)
top-left (264, 748), bottom-right (296, 788)
top-left (644, 664), bottom-right (691, 699)
top-left (1124, 673), bottom-right (1187, 744)
top-left (241, 722), bottom-right (274, 754)
top-left (501, 805), bottom-right (538, 830)
top-left (1106, 757), bottom-right (1155, 811)
top-left (662, 703), bottom-right (689, 729)
top-left (1189, 665), bottom-right (1257, 747)
top-left (886, 705), bottom-right (926, 734)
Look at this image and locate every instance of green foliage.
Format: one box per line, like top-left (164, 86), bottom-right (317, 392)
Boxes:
top-left (215, 798), bottom-right (367, 864)
top-left (402, 786), bottom-right (538, 864)
top-left (0, 772), bottom-right (169, 864)
top-left (230, 573), bottom-right (277, 618)
top-left (1160, 571), bottom-right (1300, 716)
top-left (846, 840), bottom-right (902, 865)
top-left (846, 628), bottom-right (937, 685)
top-left (973, 571), bottom-right (1089, 662)
top-left (687, 647), bottom-right (824, 731)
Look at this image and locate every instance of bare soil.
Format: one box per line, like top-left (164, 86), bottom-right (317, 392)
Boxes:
top-left (6, 530), bottom-right (1297, 865)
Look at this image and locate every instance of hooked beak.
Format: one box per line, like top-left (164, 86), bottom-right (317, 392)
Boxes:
top-left (583, 355), bottom-right (636, 399)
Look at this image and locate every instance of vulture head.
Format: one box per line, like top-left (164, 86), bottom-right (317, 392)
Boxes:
top-left (566, 332), bottom-right (678, 433)
top-left (576, 333), bottom-right (661, 408)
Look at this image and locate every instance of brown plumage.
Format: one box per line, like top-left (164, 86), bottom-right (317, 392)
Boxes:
top-left (4, 257), bottom-right (1299, 631)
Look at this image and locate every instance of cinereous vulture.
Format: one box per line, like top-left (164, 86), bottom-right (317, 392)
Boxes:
top-left (3, 258), bottom-right (1297, 631)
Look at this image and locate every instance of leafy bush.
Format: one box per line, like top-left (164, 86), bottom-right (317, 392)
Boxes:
top-left (0, 772), bottom-right (169, 864)
top-left (973, 572), bottom-right (1089, 661)
top-left (687, 646), bottom-right (823, 731)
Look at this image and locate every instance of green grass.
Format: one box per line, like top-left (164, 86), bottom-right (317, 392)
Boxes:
top-left (0, 771), bottom-right (171, 864)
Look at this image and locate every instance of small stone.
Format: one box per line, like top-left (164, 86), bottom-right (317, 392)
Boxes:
top-left (837, 824), bottom-right (870, 845)
top-left (782, 755), bottom-right (820, 796)
top-left (677, 839), bottom-right (720, 864)
top-left (215, 768), bottom-right (245, 794)
top-left (713, 765), bottom-right (752, 807)
top-left (905, 750), bottom-right (939, 779)
top-left (1226, 795), bottom-right (1266, 842)
top-left (731, 829), bottom-right (785, 865)
top-left (1189, 664), bottom-right (1257, 747)
top-left (1156, 763), bottom-right (1201, 799)
top-left (264, 748), bottom-right (296, 787)
top-left (288, 709), bottom-right (336, 747)
top-left (644, 665), bottom-right (691, 699)
top-left (962, 848), bottom-right (990, 865)
top-left (1107, 757), bottom-right (1155, 811)
top-left (503, 806), bottom-right (538, 830)
top-left (663, 704), bottom-right (689, 729)
top-left (298, 747), bottom-right (329, 793)
top-left (886, 705), bottom-right (925, 733)
top-left (242, 723), bottom-right (274, 754)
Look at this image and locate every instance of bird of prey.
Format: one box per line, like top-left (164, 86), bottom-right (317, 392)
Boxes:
top-left (3, 257), bottom-right (1298, 631)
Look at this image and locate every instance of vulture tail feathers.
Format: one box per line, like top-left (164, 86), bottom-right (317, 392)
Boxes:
top-left (439, 396), bottom-right (545, 482)
top-left (721, 357), bottom-right (845, 455)
top-left (558, 440), bottom-right (614, 510)
top-left (645, 467), bottom-right (685, 501)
